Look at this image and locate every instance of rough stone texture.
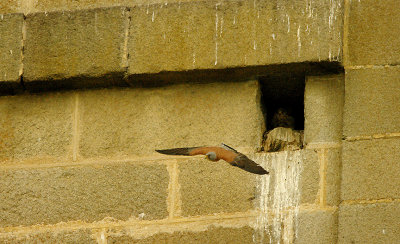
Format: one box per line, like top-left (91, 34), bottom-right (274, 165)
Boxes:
top-left (343, 67), bottom-right (400, 137)
top-left (0, 92), bottom-right (74, 163)
top-left (0, 1), bottom-right (20, 14)
top-left (304, 74), bottom-right (344, 145)
top-left (0, 229), bottom-right (96, 244)
top-left (0, 162), bottom-right (169, 227)
top-left (128, 0), bottom-right (342, 74)
top-left (78, 81), bottom-right (263, 159)
top-left (179, 157), bottom-right (257, 216)
top-left (338, 202), bottom-right (400, 244)
top-left (0, 13), bottom-right (23, 82)
top-left (295, 209), bottom-right (337, 244)
top-left (108, 225), bottom-right (255, 244)
top-left (18, 0), bottom-right (197, 13)
top-left (341, 138), bottom-right (400, 201)
top-left (326, 148), bottom-right (341, 206)
top-left (299, 149), bottom-right (320, 204)
top-left (24, 7), bottom-right (127, 82)
top-left (346, 0), bottom-right (400, 66)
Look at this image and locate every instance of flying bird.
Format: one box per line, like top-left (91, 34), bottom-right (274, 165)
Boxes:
top-left (156, 143), bottom-right (268, 175)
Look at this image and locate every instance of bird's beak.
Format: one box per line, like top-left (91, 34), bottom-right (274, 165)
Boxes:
top-left (204, 155), bottom-right (209, 160)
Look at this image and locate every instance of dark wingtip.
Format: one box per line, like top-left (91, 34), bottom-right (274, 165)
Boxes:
top-left (256, 168), bottom-right (269, 175)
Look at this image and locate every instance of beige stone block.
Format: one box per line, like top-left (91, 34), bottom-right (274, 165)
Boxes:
top-left (108, 225), bottom-right (255, 244)
top-left (0, 161), bottom-right (169, 227)
top-left (0, 92), bottom-right (74, 163)
top-left (179, 157), bottom-right (258, 216)
top-left (343, 67), bottom-right (400, 137)
top-left (0, 0), bottom-right (20, 14)
top-left (21, 0), bottom-right (197, 13)
top-left (128, 0), bottom-right (342, 75)
top-left (346, 0), bottom-right (400, 66)
top-left (299, 149), bottom-right (320, 204)
top-left (325, 148), bottom-right (341, 206)
top-left (0, 229), bottom-right (96, 243)
top-left (304, 74), bottom-right (344, 145)
top-left (78, 81), bottom-right (263, 159)
top-left (338, 202), bottom-right (400, 244)
top-left (295, 209), bottom-right (337, 244)
top-left (0, 13), bottom-right (23, 82)
top-left (341, 138), bottom-right (400, 201)
top-left (24, 7), bottom-right (127, 81)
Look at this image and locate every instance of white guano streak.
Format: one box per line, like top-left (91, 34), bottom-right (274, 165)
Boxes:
top-left (254, 150), bottom-right (303, 244)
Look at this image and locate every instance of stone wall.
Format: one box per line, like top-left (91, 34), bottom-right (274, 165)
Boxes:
top-left (0, 0), bottom-right (398, 243)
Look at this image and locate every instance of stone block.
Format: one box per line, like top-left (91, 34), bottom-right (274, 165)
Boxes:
top-left (0, 161), bottom-right (169, 227)
top-left (346, 0), bottom-right (400, 66)
top-left (0, 92), bottom-right (74, 163)
top-left (325, 148), bottom-right (341, 206)
top-left (107, 225), bottom-right (255, 244)
top-left (341, 138), bottom-right (400, 201)
top-left (299, 149), bottom-right (320, 204)
top-left (78, 81), bottom-right (263, 159)
top-left (179, 157), bottom-right (258, 216)
top-left (128, 0), bottom-right (342, 75)
top-left (295, 209), bottom-right (337, 244)
top-left (0, 1), bottom-right (20, 14)
top-left (343, 67), bottom-right (400, 137)
top-left (304, 74), bottom-right (344, 145)
top-left (24, 7), bottom-right (127, 81)
top-left (0, 229), bottom-right (96, 244)
top-left (338, 202), bottom-right (400, 243)
top-left (0, 13), bottom-right (23, 82)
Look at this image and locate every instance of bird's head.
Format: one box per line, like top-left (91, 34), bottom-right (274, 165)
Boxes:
top-left (205, 151), bottom-right (217, 161)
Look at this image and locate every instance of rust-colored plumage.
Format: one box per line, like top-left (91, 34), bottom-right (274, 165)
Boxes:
top-left (156, 144), bottom-right (268, 175)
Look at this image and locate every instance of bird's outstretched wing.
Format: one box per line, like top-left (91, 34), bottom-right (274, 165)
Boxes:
top-left (155, 147), bottom-right (199, 156)
top-left (229, 154), bottom-right (269, 175)
top-left (156, 145), bottom-right (268, 175)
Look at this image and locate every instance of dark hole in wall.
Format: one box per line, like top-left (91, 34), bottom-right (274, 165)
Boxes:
top-left (259, 73), bottom-right (305, 131)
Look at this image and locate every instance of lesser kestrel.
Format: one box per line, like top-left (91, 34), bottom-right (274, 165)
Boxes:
top-left (156, 143), bottom-right (268, 175)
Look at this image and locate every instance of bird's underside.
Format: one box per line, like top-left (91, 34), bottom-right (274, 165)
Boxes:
top-left (156, 144), bottom-right (268, 175)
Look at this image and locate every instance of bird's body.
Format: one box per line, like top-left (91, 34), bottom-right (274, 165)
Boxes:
top-left (156, 144), bottom-right (268, 175)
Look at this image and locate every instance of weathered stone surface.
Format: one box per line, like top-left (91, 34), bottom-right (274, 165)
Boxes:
top-left (0, 13), bottom-right (23, 82)
top-left (304, 74), bottom-right (344, 145)
top-left (0, 162), bottom-right (169, 227)
top-left (108, 225), bottom-right (255, 244)
top-left (0, 92), bottom-right (74, 163)
top-left (0, 1), bottom-right (20, 14)
top-left (24, 7), bottom-right (127, 81)
top-left (0, 229), bottom-right (96, 244)
top-left (326, 148), bottom-right (341, 206)
top-left (346, 0), bottom-right (400, 66)
top-left (128, 0), bottom-right (342, 74)
top-left (179, 157), bottom-right (258, 216)
top-left (341, 138), bottom-right (400, 201)
top-left (343, 67), bottom-right (400, 137)
top-left (295, 209), bottom-right (337, 244)
top-left (338, 202), bottom-right (400, 244)
top-left (78, 81), bottom-right (263, 159)
top-left (18, 0), bottom-right (196, 13)
top-left (299, 149), bottom-right (320, 204)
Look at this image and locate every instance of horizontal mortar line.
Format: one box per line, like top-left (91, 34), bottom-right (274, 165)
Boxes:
top-left (345, 132), bottom-right (400, 142)
top-left (345, 64), bottom-right (400, 70)
top-left (305, 142), bottom-right (342, 149)
top-left (0, 147), bottom-right (259, 170)
top-left (0, 211), bottom-right (257, 235)
top-left (341, 198), bottom-right (400, 205)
